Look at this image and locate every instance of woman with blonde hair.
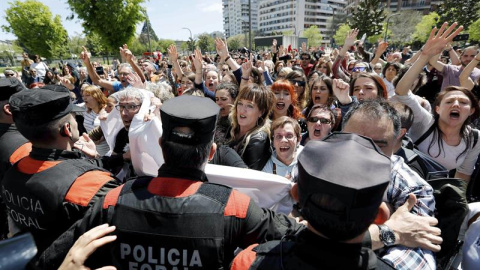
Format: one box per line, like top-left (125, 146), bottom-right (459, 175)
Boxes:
top-left (82, 85), bottom-right (109, 156)
top-left (228, 83), bottom-right (274, 170)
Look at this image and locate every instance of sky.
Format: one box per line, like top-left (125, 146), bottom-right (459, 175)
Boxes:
top-left (0, 0), bottom-right (224, 41)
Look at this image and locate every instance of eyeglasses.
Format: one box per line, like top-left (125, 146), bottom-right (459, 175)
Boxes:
top-left (115, 104), bottom-right (141, 112)
top-left (307, 117), bottom-right (332, 124)
top-left (118, 72), bottom-right (130, 77)
top-left (352, 67), bottom-right (366, 72)
top-left (5, 73), bottom-right (14, 77)
top-left (289, 80), bottom-right (306, 87)
top-left (273, 133), bottom-right (296, 141)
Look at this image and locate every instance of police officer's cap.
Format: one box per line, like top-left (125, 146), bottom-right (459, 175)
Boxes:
top-left (160, 95), bottom-right (219, 145)
top-left (297, 132), bottom-right (390, 226)
top-left (0, 78), bottom-right (26, 101)
top-left (9, 88), bottom-right (84, 125)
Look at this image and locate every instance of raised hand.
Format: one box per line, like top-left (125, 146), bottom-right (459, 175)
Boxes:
top-left (126, 72), bottom-right (145, 89)
top-left (301, 42), bottom-right (307, 53)
top-left (422, 22), bottom-right (463, 56)
top-left (168, 44), bottom-right (178, 62)
top-left (344, 28), bottom-right (359, 49)
top-left (272, 39), bottom-right (277, 54)
top-left (80, 46), bottom-right (91, 64)
top-left (74, 133), bottom-right (98, 158)
top-left (119, 44), bottom-right (133, 62)
top-left (241, 54), bottom-right (253, 78)
top-left (377, 41), bottom-right (389, 54)
top-left (278, 45), bottom-right (285, 57)
top-left (332, 78), bottom-right (351, 105)
top-left (215, 38), bottom-right (229, 62)
top-left (192, 48), bottom-right (203, 73)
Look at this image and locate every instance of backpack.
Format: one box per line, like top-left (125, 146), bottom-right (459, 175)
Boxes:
top-left (401, 137), bottom-right (449, 180)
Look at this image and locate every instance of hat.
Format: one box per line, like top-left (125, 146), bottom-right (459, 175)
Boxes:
top-left (0, 78), bottom-right (26, 101)
top-left (297, 133), bottom-right (390, 229)
top-left (160, 95), bottom-right (219, 145)
top-left (9, 89), bottom-right (84, 125)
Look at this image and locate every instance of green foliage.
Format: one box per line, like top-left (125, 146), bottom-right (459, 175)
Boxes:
top-left (301, 25), bottom-right (323, 47)
top-left (2, 0), bottom-right (69, 58)
top-left (196, 34), bottom-right (215, 52)
top-left (349, 0), bottom-right (386, 37)
top-left (156, 39), bottom-right (176, 53)
top-left (412, 12), bottom-right (440, 43)
top-left (470, 18), bottom-right (480, 41)
top-left (333, 24), bottom-right (351, 46)
top-left (227, 34), bottom-right (245, 50)
top-left (282, 30), bottom-right (294, 36)
top-left (0, 42), bottom-right (23, 66)
top-left (67, 0), bottom-right (146, 53)
top-left (437, 0), bottom-right (480, 30)
top-left (68, 33), bottom-right (88, 56)
top-left (389, 11), bottom-right (422, 45)
top-left (86, 32), bottom-right (107, 56)
top-left (127, 36), bottom-right (147, 55)
top-left (139, 17), bottom-right (159, 44)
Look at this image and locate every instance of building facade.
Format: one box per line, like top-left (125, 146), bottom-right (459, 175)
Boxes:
top-left (345, 0), bottom-right (443, 15)
top-left (257, 0), bottom-right (346, 46)
top-left (223, 0), bottom-right (259, 38)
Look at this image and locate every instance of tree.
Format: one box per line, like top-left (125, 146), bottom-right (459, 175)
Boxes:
top-left (282, 30), bottom-right (294, 36)
top-left (437, 0), bottom-right (480, 30)
top-left (157, 39), bottom-right (176, 53)
top-left (139, 17), bottom-right (159, 45)
top-left (333, 24), bottom-right (352, 46)
top-left (0, 41), bottom-right (23, 66)
top-left (85, 32), bottom-right (107, 57)
top-left (389, 10), bottom-right (422, 45)
top-left (227, 35), bottom-right (244, 51)
top-left (301, 25), bottom-right (323, 47)
top-left (68, 32), bottom-right (88, 57)
top-left (412, 12), bottom-right (440, 43)
top-left (2, 0), bottom-right (69, 58)
top-left (470, 18), bottom-right (480, 41)
top-left (349, 0), bottom-right (386, 38)
top-left (197, 33), bottom-right (215, 52)
top-left (67, 0), bottom-right (146, 53)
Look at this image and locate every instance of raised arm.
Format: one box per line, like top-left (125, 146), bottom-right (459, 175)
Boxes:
top-left (216, 38), bottom-right (241, 72)
top-left (396, 22), bottom-right (463, 96)
top-left (370, 41), bottom-right (388, 66)
top-left (459, 51), bottom-right (480, 90)
top-left (446, 44), bottom-right (461, 65)
top-left (240, 55), bottom-right (253, 90)
top-left (168, 44), bottom-right (183, 80)
top-left (120, 44), bottom-right (145, 83)
top-left (80, 46), bottom-right (114, 92)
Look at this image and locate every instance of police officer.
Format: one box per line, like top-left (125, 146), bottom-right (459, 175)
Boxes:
top-left (1, 87), bottom-right (119, 256)
top-left (0, 78), bottom-right (29, 240)
top-left (231, 133), bottom-right (394, 269)
top-left (45, 95), bottom-right (301, 270)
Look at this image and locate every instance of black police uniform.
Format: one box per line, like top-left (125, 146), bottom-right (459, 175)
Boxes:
top-left (232, 229), bottom-right (394, 270)
top-left (40, 95), bottom-right (302, 270)
top-left (0, 78), bottom-right (29, 240)
top-left (2, 88), bottom-right (120, 255)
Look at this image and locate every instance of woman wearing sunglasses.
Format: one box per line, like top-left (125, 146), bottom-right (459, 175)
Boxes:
top-left (300, 104), bottom-right (335, 145)
top-left (285, 70), bottom-right (309, 109)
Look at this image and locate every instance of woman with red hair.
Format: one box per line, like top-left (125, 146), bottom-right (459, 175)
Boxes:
top-left (270, 80), bottom-right (306, 132)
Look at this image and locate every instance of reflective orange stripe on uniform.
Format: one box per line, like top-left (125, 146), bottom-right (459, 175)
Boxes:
top-left (224, 190), bottom-right (250, 219)
top-left (102, 184), bottom-right (125, 209)
top-left (147, 177), bottom-right (202, 198)
top-left (230, 243), bottom-right (258, 270)
top-left (9, 142), bottom-right (32, 165)
top-left (17, 156), bottom-right (61, 174)
top-left (64, 171), bottom-right (114, 207)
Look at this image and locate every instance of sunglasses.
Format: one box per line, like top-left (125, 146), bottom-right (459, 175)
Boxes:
top-left (307, 117), bottom-right (331, 124)
top-left (301, 57), bottom-right (310, 60)
top-left (290, 80), bottom-right (306, 87)
top-left (5, 73), bottom-right (15, 77)
top-left (352, 66), bottom-right (367, 72)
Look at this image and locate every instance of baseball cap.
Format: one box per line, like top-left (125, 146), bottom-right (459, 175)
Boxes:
top-left (297, 132), bottom-right (391, 236)
top-left (160, 95), bottom-right (219, 145)
top-left (9, 88), bottom-right (84, 125)
top-left (0, 78), bottom-right (27, 101)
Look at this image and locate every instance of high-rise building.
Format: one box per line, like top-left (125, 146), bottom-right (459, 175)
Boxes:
top-left (345, 0), bottom-right (443, 15)
top-left (223, 0), bottom-right (259, 38)
top-left (257, 0), bottom-right (347, 46)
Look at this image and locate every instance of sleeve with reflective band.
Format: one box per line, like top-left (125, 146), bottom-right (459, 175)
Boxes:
top-left (230, 243), bottom-right (258, 270)
top-left (9, 142), bottom-right (32, 165)
top-left (224, 189), bottom-right (251, 219)
top-left (102, 184), bottom-right (125, 209)
top-left (65, 171), bottom-right (116, 207)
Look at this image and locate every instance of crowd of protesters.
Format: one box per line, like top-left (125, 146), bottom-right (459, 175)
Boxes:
top-left (1, 21), bottom-right (480, 270)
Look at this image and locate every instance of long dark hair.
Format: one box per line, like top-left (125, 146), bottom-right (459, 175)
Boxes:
top-left (429, 86), bottom-right (480, 161)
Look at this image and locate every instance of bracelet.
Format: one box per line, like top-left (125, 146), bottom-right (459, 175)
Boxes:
top-left (241, 76), bottom-right (250, 81)
top-left (225, 56), bottom-right (231, 62)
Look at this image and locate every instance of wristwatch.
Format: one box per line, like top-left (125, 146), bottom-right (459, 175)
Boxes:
top-left (378, 224), bottom-right (396, 247)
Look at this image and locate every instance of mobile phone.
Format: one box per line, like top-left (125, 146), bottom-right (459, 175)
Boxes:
top-left (96, 66), bottom-right (104, 75)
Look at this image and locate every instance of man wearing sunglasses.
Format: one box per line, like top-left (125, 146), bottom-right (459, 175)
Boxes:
top-left (300, 52), bottom-right (314, 76)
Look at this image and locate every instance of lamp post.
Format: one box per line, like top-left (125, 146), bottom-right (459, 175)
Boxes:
top-left (248, 0), bottom-right (252, 51)
top-left (182, 27), bottom-right (193, 53)
top-left (384, 13), bottom-right (400, 42)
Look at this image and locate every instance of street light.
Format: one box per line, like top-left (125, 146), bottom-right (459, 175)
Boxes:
top-left (182, 27), bottom-right (193, 53)
top-left (384, 13), bottom-right (400, 42)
